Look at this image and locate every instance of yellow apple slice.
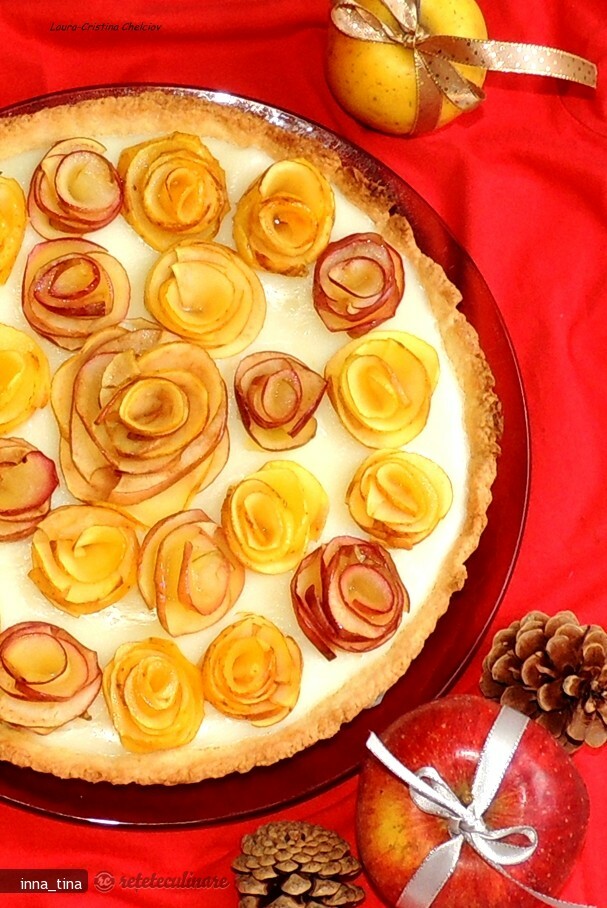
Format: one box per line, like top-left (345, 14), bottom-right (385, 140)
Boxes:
top-left (118, 132), bottom-right (229, 251)
top-left (103, 637), bottom-right (204, 753)
top-left (0, 324), bottom-right (50, 434)
top-left (0, 175), bottom-right (27, 284)
top-left (201, 614), bottom-right (302, 726)
top-left (325, 330), bottom-right (439, 448)
top-left (145, 241), bottom-right (266, 357)
top-left (347, 450), bottom-right (453, 548)
top-left (29, 504), bottom-right (139, 615)
top-left (233, 158), bottom-right (335, 275)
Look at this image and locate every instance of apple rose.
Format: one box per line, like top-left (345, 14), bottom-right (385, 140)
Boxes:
top-left (118, 132), bottom-right (229, 251)
top-left (325, 330), bottom-right (439, 448)
top-left (313, 232), bottom-right (405, 337)
top-left (0, 324), bottom-right (50, 435)
top-left (0, 438), bottom-right (59, 541)
top-left (291, 535), bottom-right (408, 660)
top-left (234, 351), bottom-right (327, 450)
top-left (50, 320), bottom-right (229, 526)
top-left (22, 238), bottom-right (130, 350)
top-left (29, 504), bottom-right (140, 616)
top-left (0, 175), bottom-right (27, 284)
top-left (201, 614), bottom-right (302, 726)
top-left (222, 460), bottom-right (328, 574)
top-left (28, 137), bottom-right (122, 240)
top-left (144, 241), bottom-right (266, 357)
top-left (0, 621), bottom-right (102, 734)
top-left (233, 158), bottom-right (335, 275)
top-left (138, 509), bottom-right (245, 637)
top-left (347, 450), bottom-right (453, 548)
top-left (103, 637), bottom-right (204, 753)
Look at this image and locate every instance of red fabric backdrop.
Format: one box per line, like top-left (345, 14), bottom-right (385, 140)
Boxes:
top-left (0, 0), bottom-right (605, 905)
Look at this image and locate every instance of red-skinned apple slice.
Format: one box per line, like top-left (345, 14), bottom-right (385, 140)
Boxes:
top-left (0, 438), bottom-right (59, 541)
top-left (28, 138), bottom-right (122, 240)
top-left (291, 535), bottom-right (408, 659)
top-left (0, 621), bottom-right (101, 734)
top-left (234, 351), bottom-right (326, 450)
top-left (357, 694), bottom-right (590, 907)
top-left (23, 238), bottom-right (130, 350)
top-left (313, 232), bottom-right (405, 337)
top-left (138, 508), bottom-right (244, 636)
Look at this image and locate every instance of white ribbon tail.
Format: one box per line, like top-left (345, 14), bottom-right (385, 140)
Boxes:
top-left (396, 837), bottom-right (462, 908)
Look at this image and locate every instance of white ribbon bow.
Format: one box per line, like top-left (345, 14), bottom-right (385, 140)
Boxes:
top-left (366, 705), bottom-right (596, 908)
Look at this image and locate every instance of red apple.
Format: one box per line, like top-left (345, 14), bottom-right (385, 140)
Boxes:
top-left (357, 694), bottom-right (589, 907)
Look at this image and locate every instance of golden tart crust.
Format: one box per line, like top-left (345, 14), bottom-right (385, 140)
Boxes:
top-left (0, 90), bottom-right (500, 784)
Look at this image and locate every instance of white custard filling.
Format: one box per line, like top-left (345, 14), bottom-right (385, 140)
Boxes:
top-left (0, 136), bottom-right (469, 756)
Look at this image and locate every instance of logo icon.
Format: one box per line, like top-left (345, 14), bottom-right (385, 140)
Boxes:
top-left (94, 871), bottom-right (115, 893)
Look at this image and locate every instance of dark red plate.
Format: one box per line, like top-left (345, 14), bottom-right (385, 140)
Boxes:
top-left (0, 85), bottom-right (529, 828)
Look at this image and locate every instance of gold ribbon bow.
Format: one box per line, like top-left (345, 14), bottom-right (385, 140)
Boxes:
top-left (331, 0), bottom-right (598, 135)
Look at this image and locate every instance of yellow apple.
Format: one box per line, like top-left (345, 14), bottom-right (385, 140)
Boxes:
top-left (326, 0), bottom-right (488, 135)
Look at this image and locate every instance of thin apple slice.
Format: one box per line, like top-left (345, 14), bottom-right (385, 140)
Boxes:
top-left (234, 351), bottom-right (327, 450)
top-left (0, 324), bottom-right (50, 435)
top-left (325, 330), bottom-right (439, 448)
top-left (50, 320), bottom-right (229, 526)
top-left (0, 175), bottom-right (27, 284)
top-left (23, 238), bottom-right (130, 350)
top-left (313, 232), bottom-right (405, 337)
top-left (145, 241), bottom-right (266, 358)
top-left (201, 614), bottom-right (302, 726)
top-left (0, 621), bottom-right (101, 733)
top-left (347, 450), bottom-right (453, 548)
top-left (221, 460), bottom-right (328, 574)
top-left (28, 138), bottom-right (122, 239)
top-left (118, 132), bottom-right (229, 251)
top-left (102, 637), bottom-right (204, 753)
top-left (29, 504), bottom-right (139, 616)
top-left (233, 158), bottom-right (335, 276)
top-left (291, 535), bottom-right (408, 659)
top-left (138, 508), bottom-right (244, 636)
top-left (0, 438), bottom-right (58, 541)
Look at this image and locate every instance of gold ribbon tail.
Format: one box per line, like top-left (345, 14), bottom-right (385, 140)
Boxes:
top-left (421, 35), bottom-right (598, 90)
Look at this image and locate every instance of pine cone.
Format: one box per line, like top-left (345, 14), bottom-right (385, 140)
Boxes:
top-left (480, 609), bottom-right (607, 752)
top-left (232, 820), bottom-right (365, 908)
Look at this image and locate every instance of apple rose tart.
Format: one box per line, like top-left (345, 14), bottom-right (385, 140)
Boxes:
top-left (103, 637), bottom-right (204, 753)
top-left (22, 238), bottom-right (130, 350)
top-left (222, 460), bottom-right (328, 573)
top-left (201, 614), bottom-right (302, 727)
top-left (291, 535), bottom-right (408, 659)
top-left (234, 351), bottom-right (327, 450)
top-left (0, 324), bottom-right (50, 434)
top-left (0, 175), bottom-right (26, 284)
top-left (0, 438), bottom-right (59, 541)
top-left (28, 138), bottom-right (123, 240)
top-left (29, 504), bottom-right (139, 616)
top-left (138, 509), bottom-right (245, 636)
top-left (144, 241), bottom-right (266, 357)
top-left (347, 450), bottom-right (453, 548)
top-left (118, 132), bottom-right (229, 251)
top-left (50, 320), bottom-right (229, 526)
top-left (0, 621), bottom-right (101, 734)
top-left (233, 158), bottom-right (335, 275)
top-left (0, 90), bottom-right (501, 787)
